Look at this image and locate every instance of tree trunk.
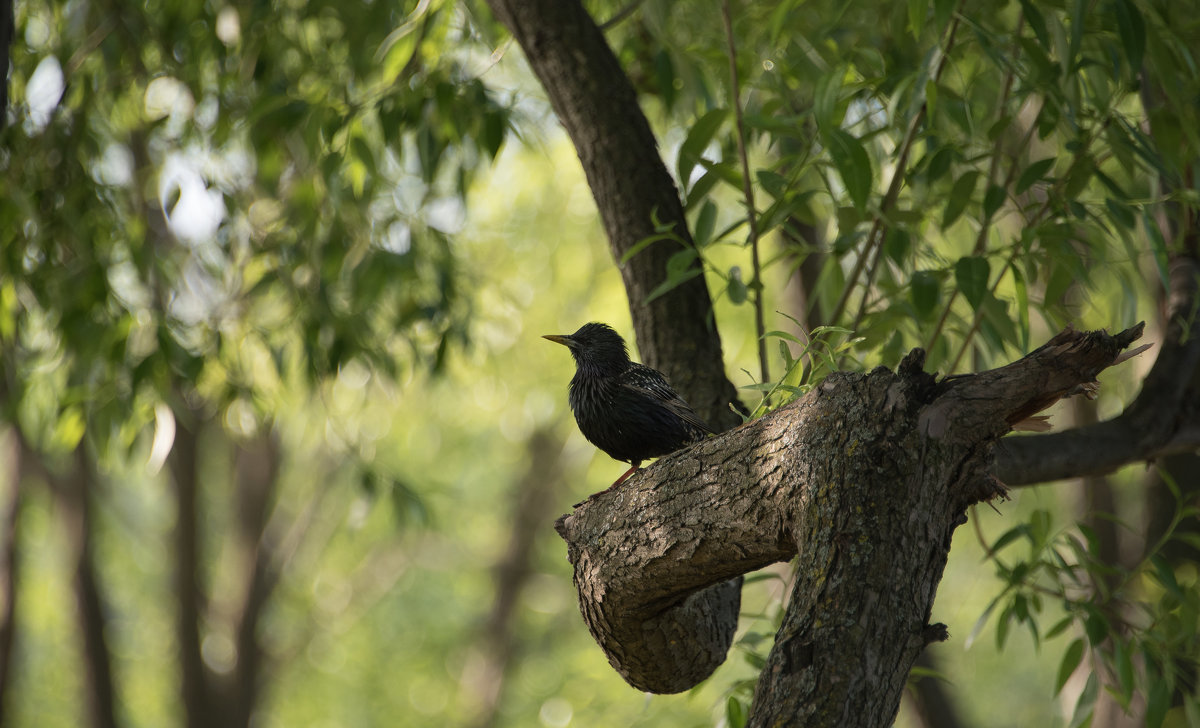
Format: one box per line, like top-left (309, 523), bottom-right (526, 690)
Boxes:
top-left (483, 0), bottom-right (740, 430)
top-left (556, 326), bottom-right (1143, 725)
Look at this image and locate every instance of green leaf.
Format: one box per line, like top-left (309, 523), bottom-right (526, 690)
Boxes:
top-left (933, 0), bottom-right (955, 32)
top-left (1149, 554), bottom-right (1183, 598)
top-left (1069, 672), bottom-right (1098, 728)
top-left (823, 127), bottom-right (873, 211)
top-left (726, 696), bottom-right (747, 728)
top-left (778, 339), bottom-right (794, 369)
top-left (911, 270), bottom-right (941, 319)
top-left (644, 269), bottom-right (702, 305)
top-left (954, 256), bottom-right (990, 309)
top-left (1145, 674), bottom-right (1171, 728)
top-left (990, 524), bottom-right (1030, 553)
top-left (983, 183), bottom-right (1007, 220)
top-left (1143, 209), bottom-right (1170, 290)
top-left (813, 68), bottom-right (845, 128)
top-left (764, 329), bottom-right (803, 344)
top-left (666, 248), bottom-right (697, 277)
top-left (1114, 0), bottom-right (1146, 74)
top-left (678, 109), bottom-right (728, 191)
top-left (1010, 262), bottom-right (1030, 352)
top-left (757, 170), bottom-right (790, 200)
top-left (1016, 157), bottom-right (1056, 194)
top-left (1056, 639), bottom-right (1085, 695)
top-left (995, 602), bottom-right (1013, 649)
top-left (727, 266), bottom-right (748, 305)
top-left (1114, 639), bottom-right (1134, 707)
top-left (694, 200), bottom-right (718, 248)
top-left (1018, 0), bottom-right (1050, 47)
top-left (1045, 615), bottom-right (1073, 641)
top-left (908, 0), bottom-right (926, 38)
top-left (685, 168), bottom-right (722, 209)
top-left (966, 594), bottom-right (1002, 649)
top-left (1083, 608), bottom-right (1109, 646)
top-left (925, 145), bottom-right (954, 184)
top-left (942, 170), bottom-right (980, 229)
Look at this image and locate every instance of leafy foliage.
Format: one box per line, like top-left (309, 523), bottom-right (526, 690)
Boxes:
top-left (4, 0), bottom-right (1200, 725)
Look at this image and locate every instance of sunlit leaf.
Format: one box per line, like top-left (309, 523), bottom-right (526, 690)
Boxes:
top-left (823, 127), bottom-right (873, 211)
top-left (1016, 157), bottom-right (1056, 194)
top-left (954, 256), bottom-right (990, 310)
top-left (942, 170), bottom-right (979, 229)
top-left (678, 109), bottom-right (728, 192)
top-left (1056, 639), bottom-right (1084, 695)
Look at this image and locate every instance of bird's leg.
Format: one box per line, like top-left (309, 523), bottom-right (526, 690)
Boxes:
top-left (607, 463), bottom-right (640, 490)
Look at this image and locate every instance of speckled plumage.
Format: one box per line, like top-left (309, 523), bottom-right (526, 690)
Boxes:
top-left (544, 323), bottom-right (713, 483)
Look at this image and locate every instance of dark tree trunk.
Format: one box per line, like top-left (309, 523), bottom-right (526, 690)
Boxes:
top-left (0, 431), bottom-right (21, 728)
top-left (464, 429), bottom-right (566, 728)
top-left (224, 432), bottom-right (281, 728)
top-left (168, 418), bottom-right (216, 728)
top-left (54, 447), bottom-right (120, 728)
top-left (483, 0), bottom-right (740, 430)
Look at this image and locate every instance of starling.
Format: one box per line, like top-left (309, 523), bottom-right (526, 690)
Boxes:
top-left (543, 322), bottom-right (714, 487)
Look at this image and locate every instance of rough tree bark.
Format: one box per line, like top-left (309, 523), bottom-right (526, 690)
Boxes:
top-left (557, 325), bottom-right (1144, 725)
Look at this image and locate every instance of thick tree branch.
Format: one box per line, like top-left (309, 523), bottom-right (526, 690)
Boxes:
top-left (996, 256), bottom-right (1200, 485)
top-left (224, 432), bottom-right (281, 728)
top-left (557, 326), bottom-right (1142, 725)
top-left (167, 417), bottom-right (215, 728)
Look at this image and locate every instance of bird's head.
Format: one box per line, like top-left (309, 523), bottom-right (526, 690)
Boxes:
top-left (543, 322), bottom-right (631, 374)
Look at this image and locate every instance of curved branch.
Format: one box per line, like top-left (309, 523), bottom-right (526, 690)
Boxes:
top-left (997, 256), bottom-right (1200, 485)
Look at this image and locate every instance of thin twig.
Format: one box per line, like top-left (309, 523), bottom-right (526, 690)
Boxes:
top-left (924, 12), bottom-right (1029, 351)
top-left (946, 116), bottom-right (1113, 371)
top-left (599, 0), bottom-right (646, 31)
top-left (926, 118), bottom-right (1038, 351)
top-left (723, 0), bottom-right (769, 382)
top-left (831, 5), bottom-right (965, 331)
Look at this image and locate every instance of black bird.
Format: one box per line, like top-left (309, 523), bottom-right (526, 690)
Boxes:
top-left (543, 322), bottom-right (714, 488)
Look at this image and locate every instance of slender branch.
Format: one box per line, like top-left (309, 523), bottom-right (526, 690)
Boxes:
top-left (923, 12), bottom-right (1030, 351)
top-left (722, 0), bottom-right (769, 382)
top-left (598, 0), bottom-right (645, 31)
top-left (946, 117), bottom-right (1112, 372)
top-left (996, 255), bottom-right (1200, 485)
top-left (926, 116), bottom-right (1038, 352)
top-left (832, 6), bottom-right (964, 330)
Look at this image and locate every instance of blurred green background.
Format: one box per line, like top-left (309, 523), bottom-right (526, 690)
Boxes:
top-left (3, 0), bottom-right (1197, 726)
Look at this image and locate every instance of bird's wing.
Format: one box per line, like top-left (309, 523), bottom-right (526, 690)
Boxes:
top-left (622, 364), bottom-right (716, 435)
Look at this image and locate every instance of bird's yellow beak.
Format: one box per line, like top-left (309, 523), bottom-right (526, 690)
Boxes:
top-left (542, 334), bottom-right (572, 347)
